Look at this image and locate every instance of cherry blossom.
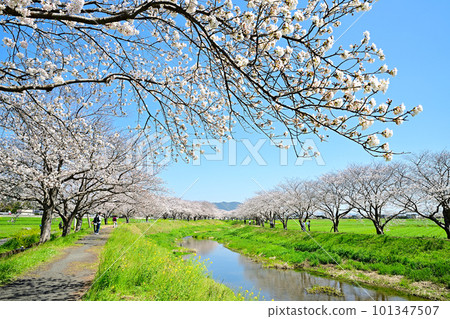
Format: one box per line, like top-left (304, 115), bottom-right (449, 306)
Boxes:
top-left (0, 0), bottom-right (422, 161)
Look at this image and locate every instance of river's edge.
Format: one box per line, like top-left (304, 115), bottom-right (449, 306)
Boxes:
top-left (194, 236), bottom-right (449, 301)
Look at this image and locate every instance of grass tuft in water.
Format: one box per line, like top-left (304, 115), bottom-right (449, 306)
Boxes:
top-left (306, 285), bottom-right (344, 297)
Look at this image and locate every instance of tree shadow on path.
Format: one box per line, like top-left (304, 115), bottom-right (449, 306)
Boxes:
top-left (0, 227), bottom-right (113, 301)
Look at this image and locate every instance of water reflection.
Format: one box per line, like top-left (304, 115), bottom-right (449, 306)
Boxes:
top-left (181, 237), bottom-right (419, 301)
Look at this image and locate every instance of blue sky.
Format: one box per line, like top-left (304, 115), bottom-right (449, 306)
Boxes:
top-left (1, 1), bottom-right (447, 203)
top-left (159, 0), bottom-right (450, 202)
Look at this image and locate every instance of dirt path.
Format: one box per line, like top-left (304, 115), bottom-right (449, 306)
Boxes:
top-left (0, 226), bottom-right (113, 301)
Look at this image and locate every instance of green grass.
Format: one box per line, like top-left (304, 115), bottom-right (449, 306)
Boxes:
top-left (0, 228), bottom-right (90, 285)
top-left (0, 216), bottom-right (47, 238)
top-left (269, 218), bottom-right (446, 238)
top-left (306, 285), bottom-right (344, 297)
top-left (84, 221), bottom-right (239, 301)
top-left (83, 220), bottom-right (449, 301)
top-left (0, 231), bottom-right (57, 254)
top-left (196, 223), bottom-right (450, 290)
top-left (0, 217), bottom-right (91, 253)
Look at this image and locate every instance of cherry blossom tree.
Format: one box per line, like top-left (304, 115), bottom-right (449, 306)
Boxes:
top-left (245, 193), bottom-right (276, 227)
top-left (0, 102), bottom-right (112, 242)
top-left (0, 95), bottom-right (163, 241)
top-left (342, 162), bottom-right (403, 235)
top-left (0, 0), bottom-right (422, 160)
top-left (395, 151), bottom-right (450, 239)
top-left (139, 194), bottom-right (166, 222)
top-left (193, 201), bottom-right (218, 220)
top-left (269, 191), bottom-right (293, 229)
top-left (115, 175), bottom-right (163, 223)
top-left (315, 172), bottom-right (352, 232)
top-left (237, 197), bottom-right (265, 225)
top-left (278, 178), bottom-right (317, 226)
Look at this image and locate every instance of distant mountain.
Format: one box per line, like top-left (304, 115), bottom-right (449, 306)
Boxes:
top-left (213, 201), bottom-right (241, 211)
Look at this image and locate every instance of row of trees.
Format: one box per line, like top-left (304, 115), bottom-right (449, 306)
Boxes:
top-left (234, 151), bottom-right (450, 238)
top-left (0, 101), bottom-right (163, 242)
top-left (136, 196), bottom-right (225, 221)
top-left (97, 193), bottom-right (225, 223)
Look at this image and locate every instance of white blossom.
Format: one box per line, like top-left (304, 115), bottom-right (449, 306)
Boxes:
top-left (411, 104), bottom-right (423, 116)
top-left (381, 128), bottom-right (393, 138)
top-left (53, 75), bottom-right (64, 85)
top-left (66, 0), bottom-right (85, 14)
top-left (366, 134), bottom-right (380, 147)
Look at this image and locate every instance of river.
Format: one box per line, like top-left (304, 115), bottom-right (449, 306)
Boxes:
top-left (180, 237), bottom-right (423, 301)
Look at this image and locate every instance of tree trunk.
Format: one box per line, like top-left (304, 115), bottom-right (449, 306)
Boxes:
top-left (62, 215), bottom-right (75, 237)
top-left (145, 216), bottom-right (149, 222)
top-left (75, 215), bottom-right (83, 232)
top-left (282, 220), bottom-right (287, 230)
top-left (125, 216), bottom-right (130, 223)
top-left (443, 208), bottom-right (450, 239)
top-left (39, 207), bottom-right (53, 243)
top-left (332, 219), bottom-right (339, 233)
top-left (87, 214), bottom-right (91, 228)
top-left (270, 220), bottom-right (275, 228)
top-left (372, 220), bottom-right (384, 235)
top-left (104, 217), bottom-right (108, 225)
top-left (244, 219), bottom-right (246, 224)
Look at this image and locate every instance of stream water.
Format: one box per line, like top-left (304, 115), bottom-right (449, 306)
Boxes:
top-left (180, 237), bottom-right (423, 301)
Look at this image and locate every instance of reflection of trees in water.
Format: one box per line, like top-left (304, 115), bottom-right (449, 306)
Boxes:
top-left (240, 262), bottom-right (340, 301)
top-left (181, 238), bottom-right (219, 255)
top-left (342, 284), bottom-right (403, 301)
top-left (239, 254), bottom-right (405, 301)
top-left (183, 240), bottom-right (408, 301)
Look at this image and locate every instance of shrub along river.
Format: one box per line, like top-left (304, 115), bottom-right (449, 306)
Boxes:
top-left (180, 237), bottom-right (424, 301)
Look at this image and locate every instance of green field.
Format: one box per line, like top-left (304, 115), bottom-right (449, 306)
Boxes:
top-left (0, 216), bottom-right (76, 239)
top-left (264, 218), bottom-right (446, 238)
top-left (0, 216), bottom-right (91, 254)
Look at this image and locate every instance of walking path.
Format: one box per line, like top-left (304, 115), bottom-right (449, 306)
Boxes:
top-left (0, 226), bottom-right (112, 301)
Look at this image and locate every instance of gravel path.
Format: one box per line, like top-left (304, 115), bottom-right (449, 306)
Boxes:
top-left (0, 227), bottom-right (112, 301)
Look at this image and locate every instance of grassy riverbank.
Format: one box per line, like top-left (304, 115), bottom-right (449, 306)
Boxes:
top-left (84, 222), bottom-right (239, 301)
top-left (0, 229), bottom-right (90, 285)
top-left (195, 223), bottom-right (450, 300)
top-left (84, 219), bottom-right (449, 301)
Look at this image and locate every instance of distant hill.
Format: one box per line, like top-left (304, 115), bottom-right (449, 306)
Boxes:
top-left (213, 201), bottom-right (241, 211)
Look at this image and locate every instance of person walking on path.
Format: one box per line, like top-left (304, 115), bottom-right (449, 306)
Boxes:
top-left (93, 214), bottom-right (101, 234)
top-left (112, 216), bottom-right (118, 228)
